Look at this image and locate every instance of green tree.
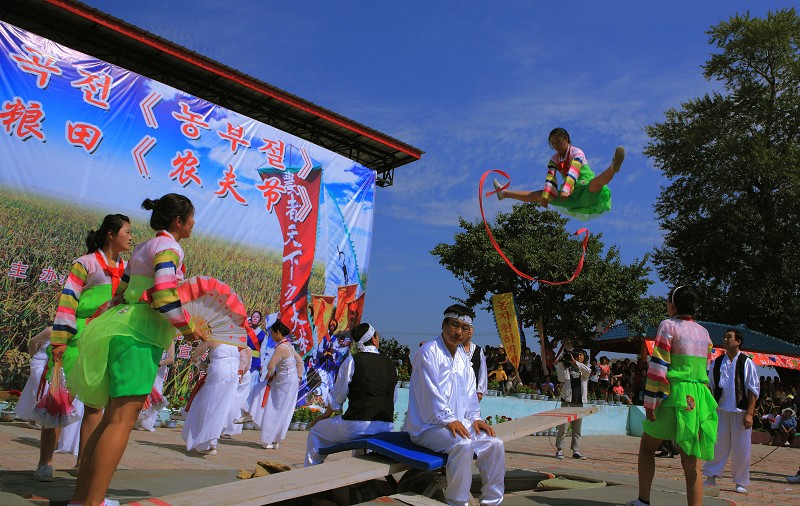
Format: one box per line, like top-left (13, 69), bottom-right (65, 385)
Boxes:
top-left (645, 8), bottom-right (800, 342)
top-left (431, 204), bottom-right (660, 349)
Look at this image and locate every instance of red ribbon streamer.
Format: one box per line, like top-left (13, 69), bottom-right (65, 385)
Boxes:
top-left (183, 374), bottom-right (206, 412)
top-left (479, 169), bottom-right (589, 286)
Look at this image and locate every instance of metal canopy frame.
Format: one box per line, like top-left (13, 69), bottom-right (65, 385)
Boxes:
top-left (0, 0), bottom-right (423, 186)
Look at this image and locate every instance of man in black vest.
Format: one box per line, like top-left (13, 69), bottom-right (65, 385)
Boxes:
top-left (703, 328), bottom-right (759, 495)
top-left (304, 322), bottom-right (397, 466)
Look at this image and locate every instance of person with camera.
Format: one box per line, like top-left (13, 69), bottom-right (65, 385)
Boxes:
top-left (554, 348), bottom-right (590, 460)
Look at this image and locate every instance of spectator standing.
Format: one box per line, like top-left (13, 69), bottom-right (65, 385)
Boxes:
top-left (554, 349), bottom-right (590, 460)
top-left (703, 329), bottom-right (760, 495)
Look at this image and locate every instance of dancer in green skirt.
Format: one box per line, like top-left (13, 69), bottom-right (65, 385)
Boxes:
top-left (36, 215), bottom-right (132, 482)
top-left (493, 127), bottom-right (624, 220)
top-left (68, 194), bottom-right (206, 506)
top-left (626, 286), bottom-right (718, 506)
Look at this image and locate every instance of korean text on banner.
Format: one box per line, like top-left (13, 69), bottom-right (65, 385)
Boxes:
top-left (491, 292), bottom-right (521, 370)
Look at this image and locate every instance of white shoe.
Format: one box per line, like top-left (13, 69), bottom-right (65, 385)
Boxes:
top-left (262, 442), bottom-right (280, 449)
top-left (102, 500), bottom-right (121, 506)
top-left (555, 449), bottom-right (564, 459)
top-left (220, 433), bottom-right (232, 439)
top-left (34, 464), bottom-right (53, 482)
top-left (786, 474), bottom-right (800, 484)
top-left (233, 414), bottom-right (252, 424)
top-left (493, 179), bottom-right (506, 200)
top-left (735, 485), bottom-right (747, 494)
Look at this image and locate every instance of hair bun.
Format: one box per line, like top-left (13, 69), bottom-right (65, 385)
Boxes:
top-left (141, 198), bottom-right (157, 210)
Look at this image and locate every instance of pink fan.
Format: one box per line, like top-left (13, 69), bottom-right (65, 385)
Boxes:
top-left (177, 276), bottom-right (249, 348)
top-left (32, 361), bottom-right (80, 428)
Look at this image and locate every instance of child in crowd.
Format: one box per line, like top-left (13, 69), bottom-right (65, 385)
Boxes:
top-left (613, 380), bottom-right (633, 405)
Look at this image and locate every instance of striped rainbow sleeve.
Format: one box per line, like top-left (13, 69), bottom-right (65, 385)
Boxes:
top-left (542, 162), bottom-right (559, 201)
top-left (150, 248), bottom-right (193, 337)
top-left (643, 322), bottom-right (672, 410)
top-left (51, 260), bottom-right (88, 345)
top-left (560, 159), bottom-right (582, 197)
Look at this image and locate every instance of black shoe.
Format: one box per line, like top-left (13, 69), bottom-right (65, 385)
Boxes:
top-left (655, 451), bottom-right (674, 458)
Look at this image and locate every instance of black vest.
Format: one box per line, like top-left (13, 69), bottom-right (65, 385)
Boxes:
top-left (470, 346), bottom-right (482, 389)
top-left (712, 353), bottom-right (750, 410)
top-left (342, 352), bottom-right (397, 422)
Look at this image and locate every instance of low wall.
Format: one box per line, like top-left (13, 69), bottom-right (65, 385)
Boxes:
top-left (392, 388), bottom-right (631, 435)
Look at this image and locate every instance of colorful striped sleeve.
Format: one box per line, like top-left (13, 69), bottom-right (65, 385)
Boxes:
top-left (150, 248), bottom-right (193, 337)
top-left (559, 158), bottom-right (582, 197)
top-left (51, 260), bottom-right (88, 345)
top-left (643, 321), bottom-right (672, 410)
top-left (542, 161), bottom-right (559, 201)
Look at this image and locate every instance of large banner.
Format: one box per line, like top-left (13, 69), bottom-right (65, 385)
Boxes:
top-left (0, 21), bottom-right (373, 401)
top-left (491, 292), bottom-right (521, 370)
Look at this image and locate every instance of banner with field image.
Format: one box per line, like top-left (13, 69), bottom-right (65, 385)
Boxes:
top-left (0, 20), bottom-right (375, 404)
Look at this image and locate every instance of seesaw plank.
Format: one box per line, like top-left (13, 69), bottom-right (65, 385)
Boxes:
top-left (152, 406), bottom-right (597, 506)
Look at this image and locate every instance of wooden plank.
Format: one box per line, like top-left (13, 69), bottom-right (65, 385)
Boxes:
top-left (152, 406), bottom-right (597, 506)
top-left (493, 406), bottom-right (597, 442)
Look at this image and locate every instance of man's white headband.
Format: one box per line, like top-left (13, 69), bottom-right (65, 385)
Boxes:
top-left (356, 324), bottom-right (376, 350)
top-left (444, 312), bottom-right (473, 326)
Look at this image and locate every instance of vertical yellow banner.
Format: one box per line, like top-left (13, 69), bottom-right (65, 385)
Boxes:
top-left (491, 292), bottom-right (521, 369)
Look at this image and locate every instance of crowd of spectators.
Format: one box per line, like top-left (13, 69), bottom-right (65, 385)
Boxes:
top-left (754, 377), bottom-right (798, 446)
top-left (483, 345), bottom-right (649, 404)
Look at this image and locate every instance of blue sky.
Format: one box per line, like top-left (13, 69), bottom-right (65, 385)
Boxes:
top-left (79, 0), bottom-right (796, 351)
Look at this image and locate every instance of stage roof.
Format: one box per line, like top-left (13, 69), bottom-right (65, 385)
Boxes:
top-left (0, 0), bottom-right (423, 187)
top-left (596, 321), bottom-right (800, 358)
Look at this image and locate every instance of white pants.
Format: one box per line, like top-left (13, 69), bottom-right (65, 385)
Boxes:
top-left (305, 416), bottom-right (393, 466)
top-left (703, 410), bottom-right (751, 486)
top-left (411, 425), bottom-right (504, 506)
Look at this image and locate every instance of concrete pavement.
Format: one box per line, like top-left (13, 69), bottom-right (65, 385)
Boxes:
top-left (1, 419), bottom-right (798, 505)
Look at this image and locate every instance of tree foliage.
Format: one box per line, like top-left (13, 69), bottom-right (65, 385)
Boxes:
top-left (645, 8), bottom-right (800, 342)
top-left (431, 204), bottom-right (660, 349)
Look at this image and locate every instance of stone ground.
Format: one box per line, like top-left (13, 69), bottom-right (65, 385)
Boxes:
top-left (1, 420), bottom-right (798, 505)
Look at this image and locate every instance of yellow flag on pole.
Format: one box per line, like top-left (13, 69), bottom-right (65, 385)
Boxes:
top-left (491, 292), bottom-right (521, 369)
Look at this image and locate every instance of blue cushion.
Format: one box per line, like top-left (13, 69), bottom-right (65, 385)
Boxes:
top-left (317, 431), bottom-right (447, 471)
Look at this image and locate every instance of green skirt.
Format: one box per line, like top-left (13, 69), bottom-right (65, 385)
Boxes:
top-left (68, 302), bottom-right (176, 408)
top-left (47, 284), bottom-right (113, 380)
top-left (550, 165), bottom-right (612, 220)
top-left (642, 381), bottom-right (718, 460)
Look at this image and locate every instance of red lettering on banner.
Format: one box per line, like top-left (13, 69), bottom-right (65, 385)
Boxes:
top-left (169, 149), bottom-right (202, 187)
top-left (70, 69), bottom-right (112, 109)
top-left (256, 176), bottom-right (285, 212)
top-left (38, 267), bottom-right (59, 284)
top-left (171, 102), bottom-right (209, 139)
top-left (260, 157), bottom-right (322, 355)
top-left (214, 164), bottom-right (247, 204)
top-left (66, 121), bottom-right (103, 153)
top-left (0, 97), bottom-right (45, 141)
top-left (7, 261), bottom-right (29, 279)
top-left (177, 344), bottom-right (192, 359)
top-left (258, 138), bottom-right (285, 169)
top-left (9, 44), bottom-right (62, 88)
top-left (217, 122), bottom-right (250, 153)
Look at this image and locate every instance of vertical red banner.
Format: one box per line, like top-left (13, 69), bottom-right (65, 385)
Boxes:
top-left (258, 162), bottom-right (322, 355)
top-left (310, 294), bottom-right (335, 344)
top-left (334, 283), bottom-right (358, 332)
